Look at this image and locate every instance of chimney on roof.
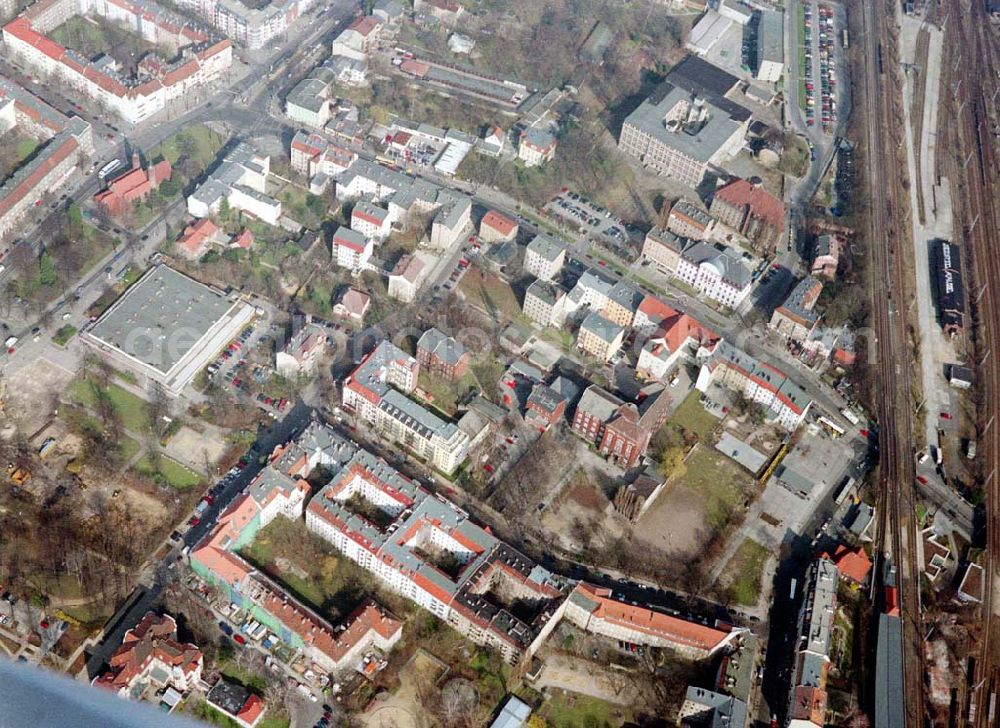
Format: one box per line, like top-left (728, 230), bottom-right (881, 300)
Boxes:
top-left (131, 152), bottom-right (140, 170)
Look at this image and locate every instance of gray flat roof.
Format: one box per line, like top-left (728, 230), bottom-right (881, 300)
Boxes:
top-left (758, 10), bottom-right (784, 65)
top-left (87, 265), bottom-right (239, 375)
top-left (623, 82), bottom-right (744, 163)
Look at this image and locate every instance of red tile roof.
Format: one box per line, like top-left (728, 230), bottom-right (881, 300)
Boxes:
top-left (822, 544), bottom-right (871, 584)
top-left (480, 209), bottom-right (517, 237)
top-left (237, 694), bottom-right (265, 726)
top-left (713, 178), bottom-right (786, 231)
top-left (636, 295), bottom-right (678, 326)
top-left (349, 16), bottom-right (382, 36)
top-left (573, 583), bottom-right (730, 652)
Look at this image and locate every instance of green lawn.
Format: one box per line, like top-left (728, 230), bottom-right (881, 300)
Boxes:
top-left (119, 436), bottom-right (141, 464)
top-left (671, 391), bottom-right (721, 441)
top-left (134, 454), bottom-right (202, 489)
top-left (14, 138), bottom-right (38, 160)
top-left (66, 378), bottom-right (151, 434)
top-left (240, 516), bottom-right (375, 621)
top-left (540, 692), bottom-right (629, 728)
top-left (417, 370), bottom-right (476, 415)
top-left (721, 539), bottom-right (769, 606)
top-left (151, 125), bottom-right (225, 169)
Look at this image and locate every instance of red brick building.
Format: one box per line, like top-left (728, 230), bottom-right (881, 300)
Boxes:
top-left (416, 327), bottom-right (469, 382)
top-left (710, 177), bottom-right (786, 252)
top-left (572, 384), bottom-right (672, 469)
top-left (95, 154), bottom-right (171, 217)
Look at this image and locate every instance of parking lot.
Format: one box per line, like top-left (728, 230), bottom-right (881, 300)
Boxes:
top-left (802, 2), bottom-right (843, 134)
top-left (544, 189), bottom-right (639, 245)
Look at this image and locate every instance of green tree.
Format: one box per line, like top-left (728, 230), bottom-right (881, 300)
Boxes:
top-left (157, 175), bottom-right (182, 199)
top-left (650, 425), bottom-right (686, 479)
top-left (218, 197), bottom-right (231, 224)
top-left (37, 251), bottom-right (57, 286)
top-left (66, 204), bottom-right (84, 237)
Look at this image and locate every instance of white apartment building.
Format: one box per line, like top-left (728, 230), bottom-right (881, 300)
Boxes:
top-left (524, 234), bottom-right (566, 281)
top-left (331, 225), bottom-right (374, 273)
top-left (188, 143), bottom-right (282, 225)
top-left (174, 0), bottom-right (317, 49)
top-left (388, 254), bottom-right (426, 303)
top-left (351, 200), bottom-right (391, 241)
top-left (673, 240), bottom-right (755, 309)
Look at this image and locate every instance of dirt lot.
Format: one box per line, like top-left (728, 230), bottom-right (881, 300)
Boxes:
top-left (540, 466), bottom-right (629, 554)
top-left (635, 445), bottom-right (757, 558)
top-left (4, 357), bottom-right (74, 433)
top-left (163, 424), bottom-right (226, 475)
top-left (363, 650), bottom-right (447, 728)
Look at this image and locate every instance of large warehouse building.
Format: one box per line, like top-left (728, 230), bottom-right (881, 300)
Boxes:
top-left (80, 265), bottom-right (254, 396)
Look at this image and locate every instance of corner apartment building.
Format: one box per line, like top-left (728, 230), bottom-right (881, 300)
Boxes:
top-left (550, 583), bottom-right (741, 661)
top-left (675, 240), bottom-right (755, 309)
top-left (388, 254), bottom-right (426, 303)
top-left (174, 0), bottom-right (317, 48)
top-left (189, 422), bottom-right (405, 674)
top-left (341, 340), bottom-right (469, 474)
top-left (619, 82), bottom-right (748, 189)
top-left (770, 276), bottom-right (823, 344)
top-left (4, 0), bottom-right (232, 124)
top-left (696, 341), bottom-right (812, 430)
top-left (305, 448), bottom-right (565, 663)
top-left (637, 311), bottom-right (720, 382)
top-left (0, 76), bottom-right (92, 239)
top-left (710, 177), bottom-right (786, 253)
top-left (290, 130), bottom-right (356, 186)
top-left (479, 209), bottom-right (517, 243)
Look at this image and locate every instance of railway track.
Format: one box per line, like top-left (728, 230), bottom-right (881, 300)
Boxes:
top-left (942, 0), bottom-right (1000, 724)
top-left (857, 0), bottom-right (927, 724)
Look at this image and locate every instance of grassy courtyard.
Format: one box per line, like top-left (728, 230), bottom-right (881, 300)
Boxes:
top-left (151, 125), bottom-right (225, 171)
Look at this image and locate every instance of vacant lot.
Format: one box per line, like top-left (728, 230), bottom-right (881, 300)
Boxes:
top-left (636, 445), bottom-right (756, 557)
top-left (718, 538), bottom-right (769, 606)
top-left (458, 268), bottom-right (522, 321)
top-left (671, 391), bottom-right (721, 442)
